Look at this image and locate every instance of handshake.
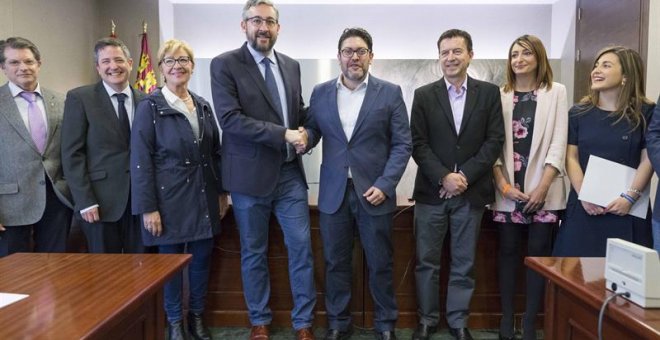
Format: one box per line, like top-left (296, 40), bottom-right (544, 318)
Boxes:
top-left (285, 127), bottom-right (309, 154)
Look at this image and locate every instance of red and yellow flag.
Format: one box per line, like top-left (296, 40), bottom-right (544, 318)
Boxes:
top-left (134, 24), bottom-right (157, 94)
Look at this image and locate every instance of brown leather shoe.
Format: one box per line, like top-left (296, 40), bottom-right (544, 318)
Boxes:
top-left (296, 327), bottom-right (315, 340)
top-left (250, 325), bottom-right (270, 340)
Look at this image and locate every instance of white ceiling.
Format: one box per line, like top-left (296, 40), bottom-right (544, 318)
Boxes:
top-left (169, 0), bottom-right (557, 4)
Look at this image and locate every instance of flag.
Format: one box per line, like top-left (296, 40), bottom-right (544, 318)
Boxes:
top-left (134, 25), bottom-right (157, 94)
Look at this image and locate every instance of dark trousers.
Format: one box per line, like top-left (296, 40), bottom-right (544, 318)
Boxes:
top-left (497, 222), bottom-right (554, 340)
top-left (320, 180), bottom-right (398, 332)
top-left (80, 199), bottom-right (144, 253)
top-left (414, 198), bottom-right (484, 328)
top-left (0, 179), bottom-right (72, 257)
top-left (159, 238), bottom-right (214, 323)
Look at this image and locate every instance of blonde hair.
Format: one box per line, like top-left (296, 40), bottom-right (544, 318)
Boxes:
top-left (577, 46), bottom-right (652, 130)
top-left (503, 34), bottom-right (553, 93)
top-left (157, 39), bottom-right (195, 65)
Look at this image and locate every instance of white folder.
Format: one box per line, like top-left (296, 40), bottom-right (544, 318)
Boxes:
top-left (579, 155), bottom-right (650, 219)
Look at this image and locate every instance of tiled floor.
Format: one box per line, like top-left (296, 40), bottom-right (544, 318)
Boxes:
top-left (209, 327), bottom-right (531, 339)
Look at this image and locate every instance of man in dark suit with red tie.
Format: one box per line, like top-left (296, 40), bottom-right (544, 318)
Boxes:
top-left (61, 38), bottom-right (146, 254)
top-left (210, 1), bottom-right (315, 339)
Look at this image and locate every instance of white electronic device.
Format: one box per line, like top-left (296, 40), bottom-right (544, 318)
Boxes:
top-left (604, 238), bottom-right (660, 308)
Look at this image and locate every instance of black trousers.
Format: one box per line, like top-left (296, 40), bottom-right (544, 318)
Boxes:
top-left (0, 179), bottom-right (72, 257)
top-left (497, 221), bottom-right (555, 340)
top-left (80, 199), bottom-right (144, 254)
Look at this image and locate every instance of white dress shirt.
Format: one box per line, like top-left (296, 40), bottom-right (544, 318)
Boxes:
top-left (336, 73), bottom-right (369, 178)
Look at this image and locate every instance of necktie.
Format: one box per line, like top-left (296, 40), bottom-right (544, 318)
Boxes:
top-left (19, 91), bottom-right (47, 153)
top-left (114, 93), bottom-right (130, 143)
top-left (261, 58), bottom-right (284, 120)
top-left (261, 58), bottom-right (294, 162)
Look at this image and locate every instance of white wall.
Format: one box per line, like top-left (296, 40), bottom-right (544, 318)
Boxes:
top-left (0, 0), bottom-right (98, 94)
top-left (165, 3), bottom-right (553, 59)
top-left (552, 0), bottom-right (576, 104)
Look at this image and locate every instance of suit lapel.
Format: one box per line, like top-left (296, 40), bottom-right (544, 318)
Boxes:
top-left (350, 77), bottom-right (381, 140)
top-left (275, 52), bottom-right (294, 128)
top-left (458, 76), bottom-right (478, 136)
top-left (433, 79), bottom-right (457, 136)
top-left (241, 44), bottom-right (283, 124)
top-left (325, 79), bottom-right (350, 144)
top-left (0, 83), bottom-right (39, 151)
top-left (41, 89), bottom-right (59, 151)
top-left (95, 82), bottom-right (128, 144)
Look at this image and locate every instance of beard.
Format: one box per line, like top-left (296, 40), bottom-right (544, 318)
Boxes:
top-left (248, 31), bottom-right (277, 53)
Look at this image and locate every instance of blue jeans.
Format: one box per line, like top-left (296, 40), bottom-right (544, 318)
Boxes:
top-left (159, 238), bottom-right (214, 323)
top-left (320, 181), bottom-right (397, 332)
top-left (653, 218), bottom-right (660, 253)
top-left (231, 163), bottom-right (315, 330)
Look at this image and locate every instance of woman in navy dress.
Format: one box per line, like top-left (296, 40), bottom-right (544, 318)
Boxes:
top-left (553, 46), bottom-right (655, 257)
top-left (491, 35), bottom-right (568, 340)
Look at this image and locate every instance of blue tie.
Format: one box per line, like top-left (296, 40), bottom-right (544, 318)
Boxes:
top-left (262, 58), bottom-right (294, 162)
top-left (261, 58), bottom-right (284, 122)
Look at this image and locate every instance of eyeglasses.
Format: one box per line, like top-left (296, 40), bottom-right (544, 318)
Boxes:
top-left (161, 57), bottom-right (191, 67)
top-left (246, 16), bottom-right (278, 28)
top-left (340, 48), bottom-right (370, 59)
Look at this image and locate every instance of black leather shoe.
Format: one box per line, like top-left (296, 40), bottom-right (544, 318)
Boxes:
top-left (448, 327), bottom-right (474, 340)
top-left (412, 323), bottom-right (436, 340)
top-left (376, 330), bottom-right (397, 340)
top-left (499, 334), bottom-right (516, 340)
top-left (168, 320), bottom-right (187, 340)
top-left (187, 312), bottom-right (212, 340)
top-left (324, 325), bottom-right (353, 340)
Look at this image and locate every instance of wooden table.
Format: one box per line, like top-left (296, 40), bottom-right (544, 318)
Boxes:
top-left (0, 253), bottom-right (191, 339)
top-left (526, 257), bottom-right (660, 340)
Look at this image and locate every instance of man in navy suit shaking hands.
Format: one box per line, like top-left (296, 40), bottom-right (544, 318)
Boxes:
top-left (210, 1), bottom-right (315, 339)
top-left (306, 28), bottom-right (412, 340)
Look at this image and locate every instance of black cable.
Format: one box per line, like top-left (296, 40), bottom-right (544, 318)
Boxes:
top-left (598, 284), bottom-right (630, 340)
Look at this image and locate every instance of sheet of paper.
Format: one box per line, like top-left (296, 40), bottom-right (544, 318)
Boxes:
top-left (0, 293), bottom-right (28, 309)
top-left (579, 155), bottom-right (650, 219)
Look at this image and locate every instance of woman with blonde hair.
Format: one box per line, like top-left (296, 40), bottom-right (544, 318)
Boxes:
top-left (131, 39), bottom-right (228, 340)
top-left (490, 34), bottom-right (568, 340)
top-left (553, 46), bottom-right (655, 258)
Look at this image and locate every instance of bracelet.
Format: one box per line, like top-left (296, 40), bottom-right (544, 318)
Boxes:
top-left (620, 193), bottom-right (637, 204)
top-left (502, 183), bottom-right (512, 195)
top-left (627, 188), bottom-right (642, 195)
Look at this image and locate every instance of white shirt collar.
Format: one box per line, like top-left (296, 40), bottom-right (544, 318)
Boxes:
top-left (336, 73), bottom-right (370, 91)
top-left (101, 81), bottom-right (132, 100)
top-left (8, 81), bottom-right (42, 97)
top-left (246, 42), bottom-right (277, 66)
top-left (162, 85), bottom-right (185, 106)
top-left (444, 76), bottom-right (468, 92)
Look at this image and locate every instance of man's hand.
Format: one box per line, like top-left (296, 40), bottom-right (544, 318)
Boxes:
top-left (143, 211), bottom-right (162, 237)
top-left (0, 223), bottom-right (5, 231)
top-left (81, 207), bottom-right (100, 223)
top-left (285, 128), bottom-right (307, 154)
top-left (441, 173), bottom-right (467, 196)
top-left (219, 194), bottom-right (229, 219)
top-left (364, 186), bottom-right (386, 206)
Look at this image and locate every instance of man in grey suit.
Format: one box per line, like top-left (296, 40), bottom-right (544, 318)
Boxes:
top-left (210, 1), bottom-right (314, 339)
top-left (305, 28), bottom-right (411, 340)
top-left (411, 29), bottom-right (504, 340)
top-left (0, 37), bottom-right (73, 257)
top-left (61, 38), bottom-right (146, 254)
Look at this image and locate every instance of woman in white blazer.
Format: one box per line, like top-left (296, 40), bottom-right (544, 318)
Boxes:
top-left (490, 35), bottom-right (568, 340)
